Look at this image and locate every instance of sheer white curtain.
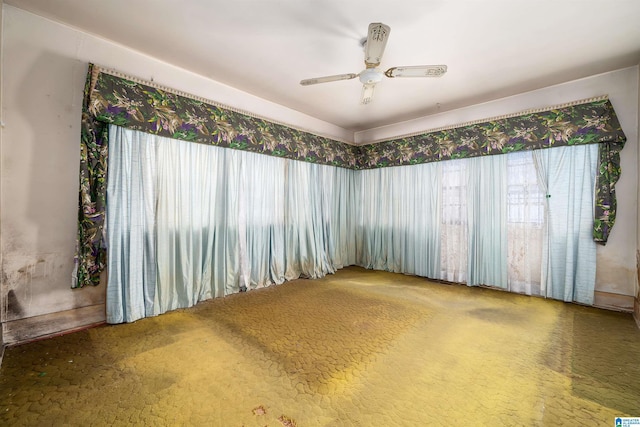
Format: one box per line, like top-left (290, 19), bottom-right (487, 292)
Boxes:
top-left (507, 151), bottom-right (545, 296)
top-left (106, 126), bottom-right (356, 323)
top-left (440, 160), bottom-right (468, 283)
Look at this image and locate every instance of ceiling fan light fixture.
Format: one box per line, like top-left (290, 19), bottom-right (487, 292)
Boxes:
top-left (358, 68), bottom-right (383, 85)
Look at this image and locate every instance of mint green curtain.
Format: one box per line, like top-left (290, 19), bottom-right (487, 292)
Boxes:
top-left (233, 149), bottom-right (287, 289)
top-left (353, 149), bottom-right (594, 305)
top-left (105, 126), bottom-right (157, 323)
top-left (153, 135), bottom-right (229, 313)
top-left (355, 163), bottom-right (442, 278)
top-left (534, 145), bottom-right (598, 305)
top-left (106, 126), bottom-right (356, 323)
top-left (467, 155), bottom-right (508, 288)
top-left (107, 126), bottom-right (602, 323)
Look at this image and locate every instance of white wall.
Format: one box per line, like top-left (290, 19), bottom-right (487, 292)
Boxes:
top-left (0, 5), bottom-right (352, 335)
top-left (358, 66), bottom-right (640, 302)
top-left (1, 5), bottom-right (638, 344)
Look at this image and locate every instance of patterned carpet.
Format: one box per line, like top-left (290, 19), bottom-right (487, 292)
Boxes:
top-left (1, 267), bottom-right (639, 426)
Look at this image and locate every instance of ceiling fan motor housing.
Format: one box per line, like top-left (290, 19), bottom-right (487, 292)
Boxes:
top-left (359, 68), bottom-right (383, 85)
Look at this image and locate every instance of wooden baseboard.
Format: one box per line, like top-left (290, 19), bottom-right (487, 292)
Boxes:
top-left (2, 304), bottom-right (106, 346)
top-left (593, 291), bottom-right (634, 312)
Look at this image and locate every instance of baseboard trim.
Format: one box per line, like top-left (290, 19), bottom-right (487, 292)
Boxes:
top-left (3, 304), bottom-right (106, 346)
top-left (593, 290), bottom-right (634, 312)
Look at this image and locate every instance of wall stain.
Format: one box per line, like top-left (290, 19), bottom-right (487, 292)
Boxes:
top-left (7, 290), bottom-right (24, 317)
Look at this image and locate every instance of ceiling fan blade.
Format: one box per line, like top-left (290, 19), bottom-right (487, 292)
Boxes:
top-left (384, 65), bottom-right (448, 78)
top-left (364, 23), bottom-right (391, 68)
top-left (300, 73), bottom-right (357, 86)
top-left (361, 84), bottom-right (377, 105)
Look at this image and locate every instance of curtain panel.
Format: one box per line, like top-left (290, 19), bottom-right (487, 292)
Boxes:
top-left (106, 126), bottom-right (357, 322)
top-left (74, 72), bottom-right (109, 288)
top-left (359, 100), bottom-right (626, 245)
top-left (76, 63), bottom-right (627, 287)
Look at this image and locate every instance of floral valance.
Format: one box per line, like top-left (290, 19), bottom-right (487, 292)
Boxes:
top-left (355, 98), bottom-right (625, 169)
top-left (75, 63), bottom-right (626, 288)
top-left (85, 65), bottom-right (360, 167)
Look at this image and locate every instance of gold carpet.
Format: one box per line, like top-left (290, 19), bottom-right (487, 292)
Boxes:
top-left (1, 267), bottom-right (639, 426)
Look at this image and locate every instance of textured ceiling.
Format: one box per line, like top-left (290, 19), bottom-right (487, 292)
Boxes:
top-left (7, 0), bottom-right (640, 133)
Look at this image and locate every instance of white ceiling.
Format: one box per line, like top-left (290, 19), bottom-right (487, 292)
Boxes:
top-left (7, 0), bottom-right (640, 133)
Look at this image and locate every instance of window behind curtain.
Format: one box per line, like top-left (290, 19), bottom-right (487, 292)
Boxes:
top-left (439, 152), bottom-right (545, 295)
top-left (440, 160), bottom-right (468, 283)
top-left (506, 151), bottom-right (544, 295)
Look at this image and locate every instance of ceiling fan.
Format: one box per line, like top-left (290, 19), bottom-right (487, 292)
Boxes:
top-left (300, 22), bottom-right (447, 105)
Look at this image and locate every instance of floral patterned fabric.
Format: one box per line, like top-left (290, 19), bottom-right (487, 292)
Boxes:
top-left (75, 65), bottom-right (109, 288)
top-left (86, 68), bottom-right (361, 168)
top-left (593, 142), bottom-right (622, 243)
top-left (75, 64), bottom-right (626, 287)
top-left (356, 101), bottom-right (625, 168)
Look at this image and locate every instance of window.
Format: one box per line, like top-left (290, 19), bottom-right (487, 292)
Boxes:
top-left (441, 160), bottom-right (467, 225)
top-left (507, 152), bottom-right (545, 225)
